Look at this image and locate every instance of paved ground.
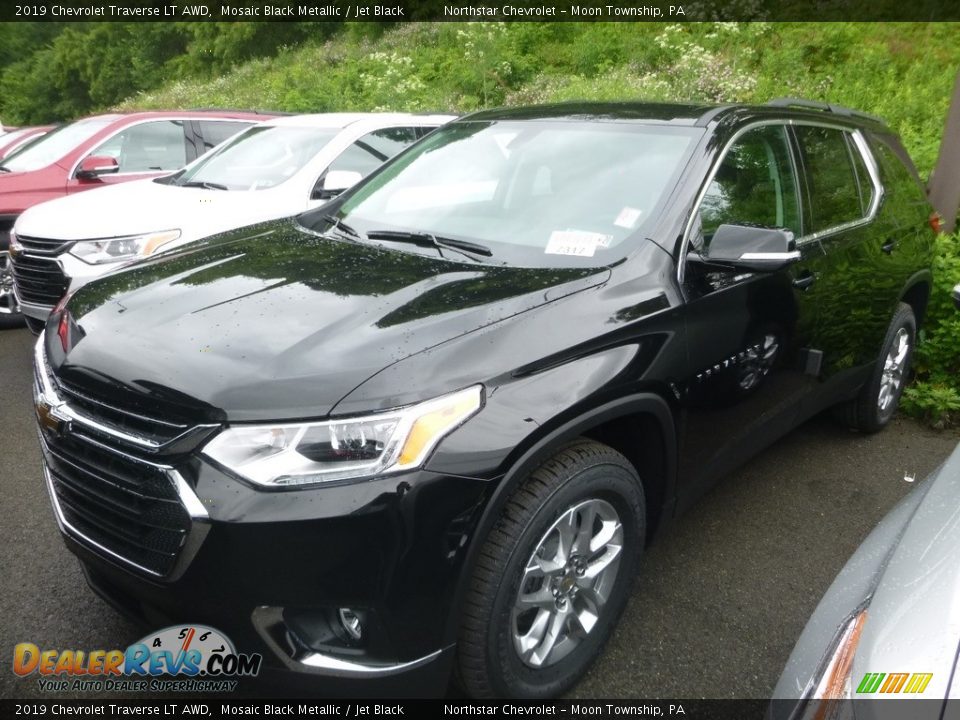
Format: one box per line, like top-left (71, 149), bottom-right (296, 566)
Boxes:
top-left (1, 322), bottom-right (957, 701)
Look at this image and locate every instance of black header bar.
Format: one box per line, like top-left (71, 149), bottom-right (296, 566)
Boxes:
top-left (2, 0), bottom-right (959, 22)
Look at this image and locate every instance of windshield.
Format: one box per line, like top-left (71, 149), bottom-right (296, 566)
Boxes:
top-left (311, 120), bottom-right (701, 268)
top-left (2, 118), bottom-right (113, 172)
top-left (172, 125), bottom-right (339, 191)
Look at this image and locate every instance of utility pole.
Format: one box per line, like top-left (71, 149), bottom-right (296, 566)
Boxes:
top-left (929, 69), bottom-right (960, 233)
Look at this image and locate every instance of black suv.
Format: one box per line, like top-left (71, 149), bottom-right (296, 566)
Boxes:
top-left (34, 100), bottom-right (935, 698)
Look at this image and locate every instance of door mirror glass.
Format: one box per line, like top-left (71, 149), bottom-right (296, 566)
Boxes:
top-left (952, 282), bottom-right (960, 311)
top-left (76, 155), bottom-right (119, 179)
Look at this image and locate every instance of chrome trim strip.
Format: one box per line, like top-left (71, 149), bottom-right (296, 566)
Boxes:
top-left (251, 606), bottom-right (449, 678)
top-left (739, 251), bottom-right (802, 261)
top-left (57, 382), bottom-right (188, 430)
top-left (171, 470), bottom-right (209, 519)
top-left (57, 402), bottom-right (163, 449)
top-left (678, 119), bottom-right (885, 285)
top-left (34, 332), bottom-right (216, 451)
top-left (299, 649), bottom-right (445, 676)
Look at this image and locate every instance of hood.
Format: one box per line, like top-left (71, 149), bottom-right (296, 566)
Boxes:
top-left (51, 219), bottom-right (607, 422)
top-left (849, 442), bottom-right (960, 709)
top-left (16, 178), bottom-right (297, 244)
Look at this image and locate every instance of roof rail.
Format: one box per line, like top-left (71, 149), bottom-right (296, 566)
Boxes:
top-left (185, 108), bottom-right (296, 116)
top-left (766, 97), bottom-right (884, 125)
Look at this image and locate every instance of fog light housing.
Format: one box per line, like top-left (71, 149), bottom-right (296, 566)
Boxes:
top-left (338, 608), bottom-right (364, 642)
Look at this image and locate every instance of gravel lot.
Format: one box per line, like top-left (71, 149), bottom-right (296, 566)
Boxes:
top-left (1, 323), bottom-right (957, 700)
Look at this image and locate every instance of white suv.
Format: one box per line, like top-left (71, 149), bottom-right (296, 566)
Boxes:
top-left (11, 112), bottom-right (454, 330)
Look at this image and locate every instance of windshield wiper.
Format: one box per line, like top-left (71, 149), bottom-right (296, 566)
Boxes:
top-left (366, 230), bottom-right (493, 261)
top-left (180, 180), bottom-right (228, 191)
top-left (0, 166), bottom-right (11, 173)
top-left (321, 214), bottom-right (362, 241)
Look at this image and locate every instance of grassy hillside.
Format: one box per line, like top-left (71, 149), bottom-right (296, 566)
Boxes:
top-left (118, 21), bottom-right (959, 177)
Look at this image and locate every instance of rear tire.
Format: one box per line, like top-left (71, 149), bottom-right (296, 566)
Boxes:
top-left (836, 302), bottom-right (915, 433)
top-left (456, 439), bottom-right (645, 698)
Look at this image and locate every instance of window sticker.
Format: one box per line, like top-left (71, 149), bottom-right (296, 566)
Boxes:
top-left (614, 206), bottom-right (643, 229)
top-left (544, 230), bottom-right (608, 257)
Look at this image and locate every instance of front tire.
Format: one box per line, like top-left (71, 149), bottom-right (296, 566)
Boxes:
top-left (837, 302), bottom-right (915, 433)
top-left (456, 439), bottom-right (645, 698)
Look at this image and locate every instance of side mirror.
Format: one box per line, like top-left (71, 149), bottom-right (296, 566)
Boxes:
top-left (313, 170), bottom-right (363, 201)
top-left (76, 155), bottom-right (119, 180)
top-left (952, 283), bottom-right (960, 311)
top-left (701, 224), bottom-right (801, 272)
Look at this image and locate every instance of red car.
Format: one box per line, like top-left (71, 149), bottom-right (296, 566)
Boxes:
top-left (0, 109), bottom-right (275, 324)
top-left (0, 125), bottom-right (55, 160)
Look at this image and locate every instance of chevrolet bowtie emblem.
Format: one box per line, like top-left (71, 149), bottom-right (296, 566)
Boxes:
top-left (36, 399), bottom-right (68, 435)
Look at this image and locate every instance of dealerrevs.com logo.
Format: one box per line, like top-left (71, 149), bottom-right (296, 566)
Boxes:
top-left (13, 625), bottom-right (262, 692)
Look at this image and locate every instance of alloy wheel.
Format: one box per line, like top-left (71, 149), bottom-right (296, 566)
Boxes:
top-left (511, 498), bottom-right (623, 669)
top-left (878, 327), bottom-right (910, 412)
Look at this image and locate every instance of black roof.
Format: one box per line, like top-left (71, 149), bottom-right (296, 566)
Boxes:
top-left (463, 102), bottom-right (723, 125)
top-left (459, 100), bottom-right (890, 132)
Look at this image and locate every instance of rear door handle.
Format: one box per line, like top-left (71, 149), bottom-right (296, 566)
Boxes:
top-left (881, 239), bottom-right (898, 254)
top-left (793, 273), bottom-right (816, 290)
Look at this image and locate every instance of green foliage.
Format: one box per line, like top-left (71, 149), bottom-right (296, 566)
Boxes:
top-left (902, 384), bottom-right (960, 430)
top-left (0, 22), bottom-right (339, 124)
top-left (905, 232), bottom-right (960, 427)
top-left (104, 22), bottom-right (957, 180)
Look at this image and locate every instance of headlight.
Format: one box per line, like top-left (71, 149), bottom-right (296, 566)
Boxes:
top-left (202, 385), bottom-right (483, 488)
top-left (798, 607), bottom-right (868, 720)
top-left (69, 230), bottom-right (181, 265)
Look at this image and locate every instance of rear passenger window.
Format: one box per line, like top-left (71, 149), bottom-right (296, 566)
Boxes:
top-left (793, 126), bottom-right (864, 233)
top-left (870, 134), bottom-right (928, 200)
top-left (698, 125), bottom-right (801, 247)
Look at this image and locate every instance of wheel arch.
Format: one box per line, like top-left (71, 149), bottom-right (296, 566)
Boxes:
top-left (899, 270), bottom-right (931, 329)
top-left (445, 392), bottom-right (678, 647)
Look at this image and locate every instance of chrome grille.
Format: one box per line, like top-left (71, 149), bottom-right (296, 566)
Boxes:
top-left (40, 432), bottom-right (191, 576)
top-left (54, 377), bottom-right (193, 449)
top-left (16, 234), bottom-right (74, 256)
top-left (35, 337), bottom-right (211, 578)
top-left (11, 253), bottom-right (67, 306)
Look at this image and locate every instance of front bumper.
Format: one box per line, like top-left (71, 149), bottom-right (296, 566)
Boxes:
top-left (34, 336), bottom-right (493, 695)
top-left (51, 458), bottom-right (485, 695)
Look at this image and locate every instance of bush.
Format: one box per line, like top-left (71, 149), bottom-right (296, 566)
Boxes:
top-left (903, 232), bottom-right (960, 428)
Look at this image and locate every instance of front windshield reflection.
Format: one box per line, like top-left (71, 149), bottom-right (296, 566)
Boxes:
top-left (174, 126), bottom-right (339, 191)
top-left (315, 120), bottom-right (701, 268)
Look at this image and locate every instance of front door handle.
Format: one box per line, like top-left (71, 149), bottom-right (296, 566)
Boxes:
top-left (793, 273), bottom-right (816, 290)
top-left (881, 239), bottom-right (898, 254)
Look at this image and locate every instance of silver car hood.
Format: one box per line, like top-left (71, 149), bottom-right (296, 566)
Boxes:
top-left (850, 442), bottom-right (960, 714)
top-left (773, 441), bottom-right (960, 719)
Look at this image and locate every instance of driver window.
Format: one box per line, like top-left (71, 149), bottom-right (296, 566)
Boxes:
top-left (86, 120), bottom-right (187, 174)
top-left (697, 125), bottom-right (801, 249)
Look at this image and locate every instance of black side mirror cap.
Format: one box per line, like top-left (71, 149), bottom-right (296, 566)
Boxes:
top-left (699, 224), bottom-right (801, 273)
